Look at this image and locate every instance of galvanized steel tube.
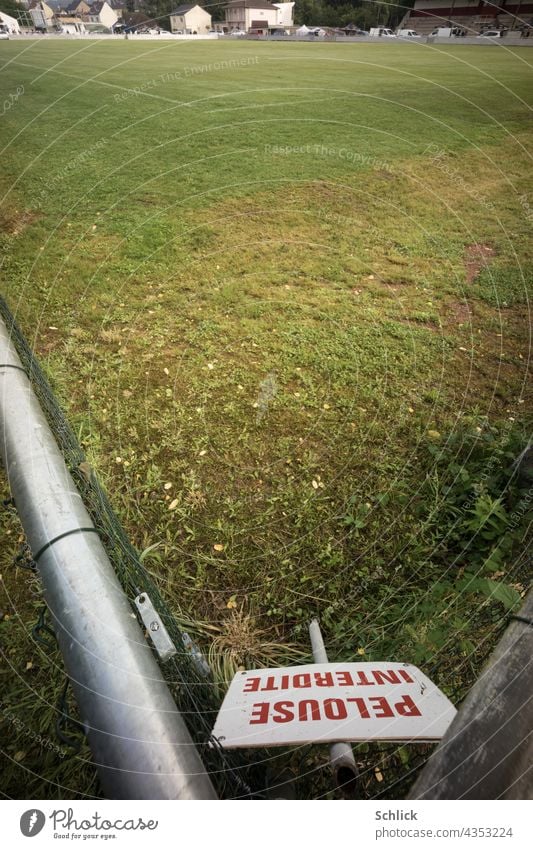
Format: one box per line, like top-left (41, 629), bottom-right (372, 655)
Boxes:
top-left (0, 318), bottom-right (217, 800)
top-left (309, 618), bottom-right (359, 796)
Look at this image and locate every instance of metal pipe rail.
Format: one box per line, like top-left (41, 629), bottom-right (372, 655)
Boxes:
top-left (309, 618), bottom-right (359, 796)
top-left (0, 318), bottom-right (217, 800)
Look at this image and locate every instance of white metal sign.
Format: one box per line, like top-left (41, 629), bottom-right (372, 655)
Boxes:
top-left (211, 662), bottom-right (456, 748)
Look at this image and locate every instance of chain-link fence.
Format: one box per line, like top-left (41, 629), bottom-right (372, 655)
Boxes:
top-left (0, 294), bottom-right (528, 800)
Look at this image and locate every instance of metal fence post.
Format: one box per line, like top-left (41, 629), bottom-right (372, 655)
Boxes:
top-left (309, 618), bottom-right (359, 796)
top-left (0, 317), bottom-right (217, 800)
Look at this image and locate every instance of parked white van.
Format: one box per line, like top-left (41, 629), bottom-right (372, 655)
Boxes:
top-left (369, 27), bottom-right (396, 37)
top-left (397, 29), bottom-right (420, 38)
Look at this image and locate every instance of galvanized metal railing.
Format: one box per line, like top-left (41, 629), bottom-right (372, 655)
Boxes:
top-left (0, 316), bottom-right (217, 800)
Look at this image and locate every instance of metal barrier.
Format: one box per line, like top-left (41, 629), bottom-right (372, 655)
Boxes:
top-left (0, 317), bottom-right (217, 800)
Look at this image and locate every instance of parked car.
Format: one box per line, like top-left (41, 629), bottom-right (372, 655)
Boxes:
top-left (397, 29), bottom-right (420, 38)
top-left (369, 27), bottom-right (396, 37)
top-left (231, 29), bottom-right (247, 36)
top-left (0, 26), bottom-right (10, 39)
top-left (477, 30), bottom-right (502, 38)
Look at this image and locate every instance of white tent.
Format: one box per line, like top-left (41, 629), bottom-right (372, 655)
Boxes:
top-left (0, 11), bottom-right (20, 33)
top-left (296, 24), bottom-right (326, 37)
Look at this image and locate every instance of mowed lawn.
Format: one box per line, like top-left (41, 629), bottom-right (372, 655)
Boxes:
top-left (0, 39), bottom-right (532, 796)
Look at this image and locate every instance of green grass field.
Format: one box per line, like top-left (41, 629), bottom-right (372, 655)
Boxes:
top-left (0, 39), bottom-right (532, 798)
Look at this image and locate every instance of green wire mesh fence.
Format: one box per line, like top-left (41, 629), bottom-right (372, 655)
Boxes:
top-left (0, 294), bottom-right (258, 799)
top-left (1, 293), bottom-right (529, 800)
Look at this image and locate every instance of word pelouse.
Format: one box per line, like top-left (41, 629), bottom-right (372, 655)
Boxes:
top-left (250, 694), bottom-right (421, 724)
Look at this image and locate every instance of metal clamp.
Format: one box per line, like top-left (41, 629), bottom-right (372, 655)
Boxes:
top-left (134, 593), bottom-right (177, 661)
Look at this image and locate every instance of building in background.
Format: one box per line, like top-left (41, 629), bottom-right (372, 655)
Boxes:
top-left (273, 2), bottom-right (294, 28)
top-left (85, 0), bottom-right (118, 28)
top-left (0, 10), bottom-right (21, 31)
top-left (224, 0), bottom-right (294, 33)
top-left (169, 4), bottom-right (212, 34)
top-left (56, 14), bottom-right (87, 31)
top-left (28, 0), bottom-right (55, 29)
top-left (406, 0), bottom-right (533, 35)
top-left (108, 0), bottom-right (125, 18)
top-left (64, 0), bottom-right (90, 14)
top-left (224, 0), bottom-right (275, 32)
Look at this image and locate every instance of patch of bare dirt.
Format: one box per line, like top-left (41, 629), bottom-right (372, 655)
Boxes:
top-left (0, 208), bottom-right (41, 237)
top-left (443, 299), bottom-right (473, 326)
top-left (137, 195), bottom-right (160, 206)
top-left (399, 317), bottom-right (440, 333)
top-left (465, 243), bottom-right (495, 283)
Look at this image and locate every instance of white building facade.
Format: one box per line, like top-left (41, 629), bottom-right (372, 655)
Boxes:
top-left (225, 1), bottom-right (277, 32)
top-left (170, 4), bottom-right (212, 34)
top-left (224, 1), bottom-right (294, 32)
top-left (0, 10), bottom-right (21, 33)
top-left (29, 1), bottom-right (55, 30)
top-left (86, 1), bottom-right (118, 29)
top-left (273, 2), bottom-right (294, 27)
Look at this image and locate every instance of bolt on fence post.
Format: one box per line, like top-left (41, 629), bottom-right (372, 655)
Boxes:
top-left (309, 618), bottom-right (359, 797)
